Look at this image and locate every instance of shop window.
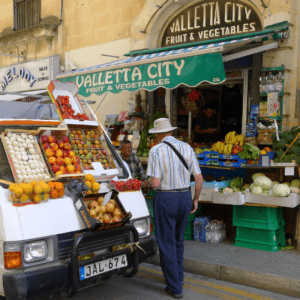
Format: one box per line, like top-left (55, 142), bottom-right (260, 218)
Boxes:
top-left (14, 0), bottom-right (41, 31)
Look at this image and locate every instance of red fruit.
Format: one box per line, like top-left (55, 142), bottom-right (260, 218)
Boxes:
top-left (52, 164), bottom-right (60, 173)
top-left (62, 136), bottom-right (69, 143)
top-left (101, 150), bottom-right (107, 155)
top-left (74, 163), bottom-right (81, 171)
top-left (43, 143), bottom-right (51, 150)
top-left (62, 150), bottom-right (69, 158)
top-left (64, 157), bottom-right (72, 165)
top-left (41, 136), bottom-right (48, 144)
top-left (57, 140), bottom-right (64, 149)
top-left (56, 157), bottom-right (64, 166)
top-left (48, 135), bottom-right (57, 143)
top-left (50, 143), bottom-right (59, 151)
top-left (112, 216), bottom-right (122, 223)
top-left (231, 149), bottom-right (239, 155)
top-left (63, 143), bottom-right (72, 151)
top-left (48, 157), bottom-right (56, 165)
top-left (45, 148), bottom-right (54, 158)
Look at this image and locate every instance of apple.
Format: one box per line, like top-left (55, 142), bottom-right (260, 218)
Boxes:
top-left (82, 159), bottom-right (87, 164)
top-left (74, 134), bottom-right (79, 139)
top-left (114, 208), bottom-right (122, 217)
top-left (66, 164), bottom-right (75, 173)
top-left (76, 131), bottom-right (81, 136)
top-left (48, 135), bottom-right (57, 143)
top-left (69, 133), bottom-right (75, 139)
top-left (85, 135), bottom-right (90, 139)
top-left (62, 150), bottom-right (69, 158)
top-left (50, 143), bottom-right (59, 151)
top-left (55, 149), bottom-right (63, 157)
top-left (43, 143), bottom-right (51, 150)
top-left (48, 157), bottom-right (56, 165)
top-left (64, 157), bottom-right (72, 165)
top-left (45, 148), bottom-right (54, 157)
top-left (57, 139), bottom-right (64, 149)
top-left (75, 140), bottom-right (81, 145)
top-left (94, 135), bottom-right (99, 139)
top-left (80, 141), bottom-right (85, 146)
top-left (41, 136), bottom-right (48, 144)
top-left (79, 150), bottom-right (84, 155)
top-left (69, 150), bottom-right (76, 158)
top-left (103, 214), bottom-right (112, 224)
top-left (56, 157), bottom-right (64, 166)
top-left (78, 144), bottom-right (83, 149)
top-left (52, 164), bottom-right (60, 173)
top-left (112, 216), bottom-right (122, 223)
top-left (71, 140), bottom-right (76, 145)
top-left (70, 130), bottom-right (76, 135)
top-left (74, 163), bottom-right (81, 171)
top-left (101, 150), bottom-right (107, 155)
top-left (59, 165), bottom-right (67, 173)
top-left (83, 149), bottom-right (89, 155)
top-left (63, 143), bottom-right (72, 151)
top-left (72, 156), bottom-right (81, 164)
top-left (79, 135), bottom-right (84, 139)
top-left (62, 136), bottom-right (69, 143)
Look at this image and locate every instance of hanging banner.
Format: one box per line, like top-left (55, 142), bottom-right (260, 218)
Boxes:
top-left (59, 52), bottom-right (226, 96)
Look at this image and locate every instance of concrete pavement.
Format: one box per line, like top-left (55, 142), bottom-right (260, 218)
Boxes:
top-left (146, 238), bottom-right (300, 298)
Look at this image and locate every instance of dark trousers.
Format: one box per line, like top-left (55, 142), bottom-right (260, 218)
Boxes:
top-left (154, 190), bottom-right (193, 295)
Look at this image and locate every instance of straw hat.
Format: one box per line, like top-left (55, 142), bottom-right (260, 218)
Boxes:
top-left (148, 118), bottom-right (177, 134)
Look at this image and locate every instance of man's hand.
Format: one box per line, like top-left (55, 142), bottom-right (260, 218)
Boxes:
top-left (206, 128), bottom-right (214, 133)
top-left (142, 180), bottom-right (149, 187)
top-left (190, 198), bottom-right (198, 214)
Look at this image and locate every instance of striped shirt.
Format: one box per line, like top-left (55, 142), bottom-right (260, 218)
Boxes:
top-left (147, 136), bottom-right (201, 190)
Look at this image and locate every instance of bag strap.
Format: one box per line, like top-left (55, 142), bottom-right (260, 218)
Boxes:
top-left (163, 141), bottom-right (189, 171)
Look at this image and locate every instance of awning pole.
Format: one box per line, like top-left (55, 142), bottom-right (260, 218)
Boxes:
top-left (188, 111), bottom-right (192, 140)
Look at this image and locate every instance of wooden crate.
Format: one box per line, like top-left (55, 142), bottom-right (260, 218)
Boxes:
top-left (36, 127), bottom-right (85, 181)
top-left (1, 129), bottom-right (52, 183)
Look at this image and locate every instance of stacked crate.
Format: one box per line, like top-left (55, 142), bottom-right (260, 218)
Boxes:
top-left (233, 206), bottom-right (286, 252)
top-left (146, 197), bottom-right (200, 239)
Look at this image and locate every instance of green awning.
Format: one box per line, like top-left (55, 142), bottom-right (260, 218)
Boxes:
top-left (57, 51), bottom-right (226, 97)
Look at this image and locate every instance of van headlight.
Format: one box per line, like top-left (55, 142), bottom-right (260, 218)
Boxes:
top-left (24, 240), bottom-right (48, 263)
top-left (133, 219), bottom-right (148, 236)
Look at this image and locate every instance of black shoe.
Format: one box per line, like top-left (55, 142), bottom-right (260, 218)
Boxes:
top-left (165, 287), bottom-right (183, 299)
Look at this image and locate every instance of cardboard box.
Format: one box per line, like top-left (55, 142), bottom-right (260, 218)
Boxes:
top-left (1, 129), bottom-right (51, 183)
top-left (68, 188), bottom-right (132, 230)
top-left (213, 191), bottom-right (245, 205)
top-left (36, 127), bottom-right (85, 181)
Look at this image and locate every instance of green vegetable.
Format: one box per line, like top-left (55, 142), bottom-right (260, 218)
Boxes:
top-left (273, 184), bottom-right (290, 197)
top-left (252, 186), bottom-right (263, 195)
top-left (291, 179), bottom-right (300, 188)
top-left (229, 177), bottom-right (244, 190)
top-left (238, 143), bottom-right (260, 160)
top-left (151, 110), bottom-right (167, 123)
top-left (252, 173), bottom-right (266, 181)
top-left (254, 176), bottom-right (272, 190)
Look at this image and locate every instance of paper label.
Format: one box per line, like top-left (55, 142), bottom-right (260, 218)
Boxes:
top-left (285, 167), bottom-right (295, 176)
top-left (267, 92), bottom-right (280, 117)
top-left (103, 191), bottom-right (113, 206)
top-left (118, 134), bottom-right (125, 141)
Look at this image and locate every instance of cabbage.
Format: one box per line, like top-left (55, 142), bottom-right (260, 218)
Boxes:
top-left (254, 176), bottom-right (272, 190)
top-left (273, 184), bottom-right (290, 197)
top-left (272, 181), bottom-right (279, 187)
top-left (252, 186), bottom-right (263, 195)
top-left (291, 179), bottom-right (300, 188)
top-left (252, 173), bottom-right (266, 181)
top-left (290, 186), bottom-right (300, 194)
top-left (262, 190), bottom-right (270, 195)
top-left (283, 182), bottom-right (291, 187)
top-left (250, 183), bottom-right (255, 190)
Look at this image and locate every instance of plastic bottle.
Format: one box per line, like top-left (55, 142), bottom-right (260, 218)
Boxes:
top-left (205, 222), bottom-right (212, 243)
top-left (259, 73), bottom-right (267, 94)
top-left (211, 221), bottom-right (221, 244)
top-left (266, 72), bottom-right (275, 93)
top-left (275, 71), bottom-right (284, 92)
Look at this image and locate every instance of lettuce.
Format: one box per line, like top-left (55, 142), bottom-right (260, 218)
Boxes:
top-left (238, 143), bottom-right (260, 160)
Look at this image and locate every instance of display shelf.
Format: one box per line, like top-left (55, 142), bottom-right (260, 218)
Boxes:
top-left (260, 92), bottom-right (284, 97)
top-left (114, 122), bottom-right (124, 125)
top-left (261, 65), bottom-right (285, 72)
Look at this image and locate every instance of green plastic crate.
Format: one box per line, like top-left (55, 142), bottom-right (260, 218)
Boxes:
top-left (233, 206), bottom-right (284, 228)
top-left (233, 240), bottom-right (281, 252)
top-left (233, 219), bottom-right (285, 230)
top-left (145, 197), bottom-right (154, 211)
top-left (188, 213), bottom-right (195, 222)
top-left (148, 190), bottom-right (156, 197)
top-left (235, 225), bottom-right (286, 246)
top-left (184, 232), bottom-right (193, 240)
top-left (185, 221), bottom-right (193, 234)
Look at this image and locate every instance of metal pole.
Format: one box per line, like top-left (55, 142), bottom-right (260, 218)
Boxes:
top-left (188, 111), bottom-right (192, 140)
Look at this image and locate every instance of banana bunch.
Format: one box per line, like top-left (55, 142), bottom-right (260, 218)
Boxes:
top-left (225, 132), bottom-right (245, 147)
top-left (235, 134), bottom-right (245, 147)
top-left (224, 144), bottom-right (233, 155)
top-left (212, 141), bottom-right (225, 154)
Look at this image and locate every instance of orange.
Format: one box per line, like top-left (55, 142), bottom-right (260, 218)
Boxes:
top-left (54, 182), bottom-right (64, 191)
top-left (50, 189), bottom-right (59, 199)
top-left (48, 182), bottom-right (55, 190)
top-left (58, 189), bottom-right (65, 198)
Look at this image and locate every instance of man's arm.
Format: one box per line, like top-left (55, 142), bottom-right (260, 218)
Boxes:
top-left (190, 173), bottom-right (203, 214)
top-left (149, 177), bottom-right (161, 189)
top-left (195, 125), bottom-right (214, 134)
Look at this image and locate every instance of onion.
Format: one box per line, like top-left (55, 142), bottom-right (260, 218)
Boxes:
top-left (18, 175), bottom-right (24, 181)
top-left (22, 155), bottom-right (28, 161)
top-left (28, 135), bottom-right (34, 140)
top-left (10, 137), bottom-right (16, 143)
top-left (21, 133), bottom-right (27, 139)
top-left (6, 141), bottom-right (12, 146)
top-left (13, 142), bottom-right (19, 147)
top-left (7, 132), bottom-right (12, 138)
top-left (23, 175), bottom-right (29, 180)
top-left (7, 145), bottom-right (13, 150)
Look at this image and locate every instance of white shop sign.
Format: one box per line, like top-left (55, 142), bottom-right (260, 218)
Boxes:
top-left (0, 55), bottom-right (60, 93)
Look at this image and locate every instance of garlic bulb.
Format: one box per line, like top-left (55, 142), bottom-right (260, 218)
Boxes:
top-left (23, 175), bottom-right (29, 180)
top-left (18, 175), bottom-right (24, 181)
top-left (28, 135), bottom-right (34, 140)
top-left (13, 141), bottom-right (19, 147)
top-left (6, 141), bottom-right (12, 146)
top-left (10, 136), bottom-right (16, 143)
top-left (7, 132), bottom-right (12, 138)
top-left (22, 155), bottom-right (28, 161)
top-left (21, 133), bottom-right (27, 139)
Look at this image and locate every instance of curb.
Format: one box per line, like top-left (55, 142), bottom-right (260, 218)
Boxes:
top-left (146, 254), bottom-right (300, 298)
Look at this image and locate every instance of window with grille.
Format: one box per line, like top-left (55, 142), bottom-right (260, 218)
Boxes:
top-left (14, 0), bottom-right (41, 31)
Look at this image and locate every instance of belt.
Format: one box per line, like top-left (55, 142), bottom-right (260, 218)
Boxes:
top-left (156, 187), bottom-right (191, 192)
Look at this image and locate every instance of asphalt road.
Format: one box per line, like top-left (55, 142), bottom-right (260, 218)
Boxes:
top-left (35, 263), bottom-right (297, 300)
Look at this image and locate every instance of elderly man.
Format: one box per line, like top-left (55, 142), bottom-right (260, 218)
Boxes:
top-left (147, 118), bottom-right (203, 299)
top-left (119, 140), bottom-right (148, 185)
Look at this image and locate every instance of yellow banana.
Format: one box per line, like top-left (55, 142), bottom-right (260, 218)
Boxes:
top-left (228, 144), bottom-right (233, 155)
top-left (239, 141), bottom-right (244, 147)
top-left (225, 133), bottom-right (231, 143)
top-left (230, 131), bottom-right (236, 140)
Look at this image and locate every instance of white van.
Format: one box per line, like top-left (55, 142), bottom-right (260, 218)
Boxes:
top-left (0, 100), bottom-right (156, 300)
